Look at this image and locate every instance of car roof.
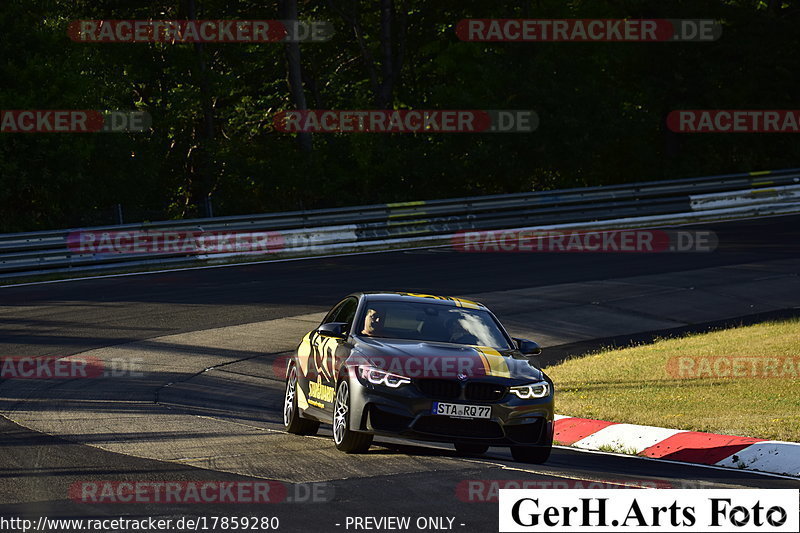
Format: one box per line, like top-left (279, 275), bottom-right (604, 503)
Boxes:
top-left (359, 291), bottom-right (486, 310)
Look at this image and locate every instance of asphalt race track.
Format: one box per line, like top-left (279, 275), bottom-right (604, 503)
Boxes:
top-left (1, 215), bottom-right (799, 532)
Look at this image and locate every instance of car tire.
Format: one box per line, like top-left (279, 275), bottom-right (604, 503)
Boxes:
top-left (454, 443), bottom-right (489, 455)
top-left (284, 365), bottom-right (320, 436)
top-left (510, 445), bottom-right (552, 464)
top-left (333, 379), bottom-right (373, 453)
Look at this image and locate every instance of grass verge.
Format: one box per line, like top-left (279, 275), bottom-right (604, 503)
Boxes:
top-left (547, 318), bottom-right (800, 442)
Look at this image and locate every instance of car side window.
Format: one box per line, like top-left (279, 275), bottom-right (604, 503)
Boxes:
top-left (332, 298), bottom-right (358, 329)
top-left (322, 301), bottom-right (346, 325)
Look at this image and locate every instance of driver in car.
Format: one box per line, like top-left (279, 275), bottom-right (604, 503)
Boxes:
top-left (361, 308), bottom-right (385, 336)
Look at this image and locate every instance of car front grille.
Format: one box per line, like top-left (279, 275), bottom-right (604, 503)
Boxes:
top-left (415, 379), bottom-right (507, 401)
top-left (465, 382), bottom-right (506, 401)
top-left (414, 379), bottom-right (460, 399)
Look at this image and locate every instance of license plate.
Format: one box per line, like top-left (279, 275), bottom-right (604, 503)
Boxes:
top-left (432, 402), bottom-right (491, 419)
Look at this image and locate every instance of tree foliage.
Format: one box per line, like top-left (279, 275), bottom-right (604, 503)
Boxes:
top-left (1, 0), bottom-right (799, 231)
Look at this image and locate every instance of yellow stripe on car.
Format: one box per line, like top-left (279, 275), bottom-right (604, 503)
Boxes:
top-left (402, 292), bottom-right (445, 300)
top-left (399, 293), bottom-right (484, 309)
top-left (297, 333), bottom-right (312, 375)
top-left (451, 297), bottom-right (481, 309)
top-left (476, 346), bottom-right (511, 378)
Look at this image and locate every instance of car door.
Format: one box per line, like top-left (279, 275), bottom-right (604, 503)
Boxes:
top-left (308, 297), bottom-right (358, 416)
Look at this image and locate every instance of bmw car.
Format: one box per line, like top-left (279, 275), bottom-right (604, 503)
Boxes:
top-left (282, 292), bottom-right (554, 463)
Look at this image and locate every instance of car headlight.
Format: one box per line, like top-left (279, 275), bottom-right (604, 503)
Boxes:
top-left (510, 381), bottom-right (550, 399)
top-left (358, 366), bottom-right (411, 388)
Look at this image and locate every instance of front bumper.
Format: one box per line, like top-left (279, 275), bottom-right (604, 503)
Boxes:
top-left (347, 373), bottom-right (554, 447)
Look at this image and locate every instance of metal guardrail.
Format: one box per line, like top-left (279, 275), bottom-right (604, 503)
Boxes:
top-left (1, 168), bottom-right (799, 281)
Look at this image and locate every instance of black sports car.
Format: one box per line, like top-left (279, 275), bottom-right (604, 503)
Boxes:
top-left (282, 292), bottom-right (554, 463)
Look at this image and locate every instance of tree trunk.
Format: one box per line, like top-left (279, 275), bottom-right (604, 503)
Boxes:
top-left (187, 0), bottom-right (215, 216)
top-left (376, 0), bottom-right (393, 108)
top-left (283, 0), bottom-right (313, 152)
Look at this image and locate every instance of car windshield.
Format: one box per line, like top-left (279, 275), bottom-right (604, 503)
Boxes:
top-left (357, 300), bottom-right (512, 349)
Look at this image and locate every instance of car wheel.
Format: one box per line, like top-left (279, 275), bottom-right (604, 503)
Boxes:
top-left (284, 366), bottom-right (320, 435)
top-left (510, 445), bottom-right (551, 464)
top-left (454, 443), bottom-right (489, 455)
top-left (332, 379), bottom-right (373, 453)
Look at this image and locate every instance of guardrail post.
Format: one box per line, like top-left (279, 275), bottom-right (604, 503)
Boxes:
top-left (204, 196), bottom-right (214, 218)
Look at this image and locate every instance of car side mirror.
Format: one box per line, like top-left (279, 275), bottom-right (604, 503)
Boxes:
top-left (318, 322), bottom-right (348, 340)
top-left (513, 337), bottom-right (542, 356)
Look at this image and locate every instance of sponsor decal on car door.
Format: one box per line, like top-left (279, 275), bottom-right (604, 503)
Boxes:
top-left (308, 332), bottom-right (337, 409)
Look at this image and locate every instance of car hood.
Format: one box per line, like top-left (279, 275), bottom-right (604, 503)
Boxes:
top-left (351, 337), bottom-right (545, 384)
